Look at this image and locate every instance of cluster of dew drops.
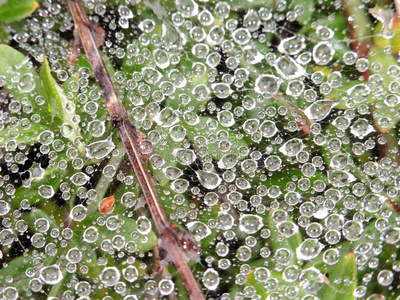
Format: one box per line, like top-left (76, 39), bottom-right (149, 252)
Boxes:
top-left (0, 0), bottom-right (399, 299)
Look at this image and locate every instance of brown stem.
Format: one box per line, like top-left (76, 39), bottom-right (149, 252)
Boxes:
top-left (341, 0), bottom-right (371, 80)
top-left (275, 92), bottom-right (313, 135)
top-left (66, 1), bottom-right (205, 299)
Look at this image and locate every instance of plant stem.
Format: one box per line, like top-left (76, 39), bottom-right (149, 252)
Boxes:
top-left (341, 0), bottom-right (371, 79)
top-left (342, 0), bottom-right (400, 164)
top-left (66, 0), bottom-right (205, 298)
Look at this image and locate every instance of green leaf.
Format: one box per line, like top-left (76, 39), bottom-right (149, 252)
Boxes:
top-left (21, 208), bottom-right (59, 233)
top-left (0, 44), bottom-right (43, 101)
top-left (368, 48), bottom-right (400, 132)
top-left (317, 252), bottom-right (357, 300)
top-left (40, 56), bottom-right (84, 152)
top-left (0, 121), bottom-right (47, 146)
top-left (264, 168), bottom-right (327, 192)
top-left (96, 215), bottom-right (158, 252)
top-left (0, 255), bottom-right (32, 295)
top-left (289, 0), bottom-right (314, 25)
top-left (82, 192), bottom-right (158, 253)
top-left (184, 116), bottom-right (249, 161)
top-left (12, 165), bottom-right (70, 207)
top-left (267, 209), bottom-right (303, 266)
top-left (0, 0), bottom-right (39, 23)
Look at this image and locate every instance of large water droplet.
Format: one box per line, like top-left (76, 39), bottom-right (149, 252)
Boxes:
top-left (203, 268), bottom-right (220, 290)
top-left (279, 138), bottom-right (304, 156)
top-left (39, 265), bottom-right (63, 285)
top-left (195, 170), bottom-right (222, 189)
top-left (254, 74), bottom-right (282, 94)
top-left (100, 266), bottom-right (121, 287)
top-left (313, 42), bottom-right (334, 65)
top-left (239, 214), bottom-right (263, 234)
top-left (86, 135), bottom-right (115, 159)
top-left (187, 221), bottom-right (211, 241)
top-left (304, 100), bottom-right (337, 121)
top-left (70, 172), bottom-right (90, 186)
top-left (136, 216), bottom-right (152, 235)
top-left (296, 239), bottom-right (324, 260)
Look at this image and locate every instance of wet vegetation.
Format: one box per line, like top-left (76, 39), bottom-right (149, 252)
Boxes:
top-left (0, 0), bottom-right (399, 299)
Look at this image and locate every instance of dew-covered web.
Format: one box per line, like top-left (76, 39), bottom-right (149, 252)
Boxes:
top-left (1, 0), bottom-right (400, 299)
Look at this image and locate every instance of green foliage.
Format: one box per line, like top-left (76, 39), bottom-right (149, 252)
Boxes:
top-left (0, 0), bottom-right (38, 23)
top-left (0, 0), bottom-right (399, 299)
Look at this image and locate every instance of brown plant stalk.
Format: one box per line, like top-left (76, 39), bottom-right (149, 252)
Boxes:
top-left (66, 0), bottom-right (205, 298)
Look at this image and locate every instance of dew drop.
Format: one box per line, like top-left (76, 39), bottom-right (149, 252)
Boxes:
top-left (187, 221), bottom-right (211, 241)
top-left (203, 268), bottom-right (220, 290)
top-left (239, 214), bottom-right (263, 234)
top-left (195, 170), bottom-right (222, 190)
top-left (39, 265), bottom-right (63, 285)
top-left (136, 216), bottom-right (152, 235)
top-left (100, 266), bottom-right (121, 287)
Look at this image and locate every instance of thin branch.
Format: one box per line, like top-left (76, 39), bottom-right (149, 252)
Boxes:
top-left (66, 0), bottom-right (205, 298)
top-left (341, 0), bottom-right (371, 80)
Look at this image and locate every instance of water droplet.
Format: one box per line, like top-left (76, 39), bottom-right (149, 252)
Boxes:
top-left (86, 135), bottom-right (115, 159)
top-left (313, 42), bottom-right (334, 65)
top-left (203, 268), bottom-right (220, 290)
top-left (277, 221), bottom-right (299, 237)
top-left (0, 229), bottom-right (14, 245)
top-left (171, 178), bottom-right (189, 193)
top-left (173, 148), bottom-right (196, 165)
top-left (212, 83), bottom-right (233, 99)
top-left (274, 55), bottom-right (306, 79)
top-left (39, 265), bottom-right (63, 285)
top-left (38, 185), bottom-right (55, 199)
top-left (377, 270), bottom-right (394, 286)
top-left (217, 110), bottom-right (235, 127)
top-left (278, 35), bottom-right (306, 55)
top-left (264, 155), bottom-right (282, 171)
top-left (153, 107), bottom-right (180, 127)
top-left (159, 279), bottom-right (174, 296)
top-left (70, 172), bottom-right (90, 186)
top-left (195, 170), bottom-right (222, 189)
top-left (232, 28), bottom-right (251, 45)
top-left (70, 204), bottom-right (87, 222)
top-left (218, 153), bottom-right (238, 169)
top-left (218, 212), bottom-right (234, 230)
top-left (343, 220), bottom-right (363, 241)
top-left (239, 214), bottom-right (263, 234)
top-left (187, 221), bottom-right (211, 241)
top-left (136, 216), bottom-right (152, 235)
top-left (299, 267), bottom-right (323, 293)
top-left (83, 226), bottom-right (99, 243)
top-left (255, 74), bottom-right (282, 94)
top-left (296, 239), bottom-right (324, 260)
top-left (18, 73), bottom-right (35, 92)
top-left (350, 118), bottom-right (375, 139)
top-left (121, 192), bottom-right (136, 208)
top-left (382, 228), bottom-right (400, 244)
top-left (66, 247), bottom-right (82, 263)
top-left (0, 200), bottom-right (10, 216)
top-left (169, 125), bottom-right (187, 142)
top-left (3, 287), bottom-right (18, 300)
top-left (100, 266), bottom-right (121, 287)
top-left (279, 138), bottom-right (304, 156)
top-left (304, 100), bottom-right (337, 121)
top-left (142, 67), bottom-right (162, 84)
top-left (254, 267), bottom-right (270, 282)
top-left (87, 120), bottom-right (105, 137)
top-left (123, 266), bottom-right (139, 282)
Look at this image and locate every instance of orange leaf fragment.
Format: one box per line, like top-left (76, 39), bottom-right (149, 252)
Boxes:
top-left (99, 195), bottom-right (115, 214)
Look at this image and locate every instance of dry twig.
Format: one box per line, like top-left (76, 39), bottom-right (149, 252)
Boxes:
top-left (66, 0), bottom-right (205, 298)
